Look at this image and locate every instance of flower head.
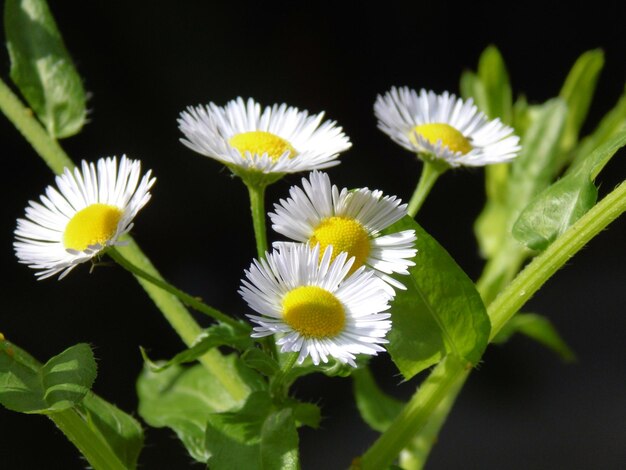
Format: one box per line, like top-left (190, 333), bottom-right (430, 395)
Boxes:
top-left (269, 171), bottom-right (416, 293)
top-left (14, 156), bottom-right (155, 279)
top-left (239, 243), bottom-right (392, 366)
top-left (375, 87), bottom-right (520, 167)
top-left (178, 97), bottom-right (351, 180)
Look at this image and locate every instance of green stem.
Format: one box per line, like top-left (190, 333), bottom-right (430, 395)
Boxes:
top-left (407, 161), bottom-right (444, 217)
top-left (360, 181), bottom-right (626, 469)
top-left (0, 78), bottom-right (72, 172)
top-left (1, 77), bottom-right (247, 401)
top-left (108, 248), bottom-right (247, 332)
top-left (50, 408), bottom-right (127, 470)
top-left (475, 241), bottom-right (527, 304)
top-left (360, 355), bottom-right (468, 470)
top-left (270, 351), bottom-right (299, 397)
top-left (247, 183), bottom-right (269, 258)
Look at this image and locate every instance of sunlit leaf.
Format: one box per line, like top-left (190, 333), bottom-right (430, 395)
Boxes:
top-left (384, 217), bottom-right (490, 380)
top-left (260, 408), bottom-right (299, 470)
top-left (0, 341), bottom-right (96, 414)
top-left (4, 0), bottom-right (87, 137)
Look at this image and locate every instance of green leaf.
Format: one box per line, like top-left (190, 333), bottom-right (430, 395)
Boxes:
top-left (384, 217), bottom-right (490, 380)
top-left (477, 45), bottom-right (513, 124)
top-left (460, 70), bottom-right (487, 111)
top-left (573, 85), bottom-right (626, 169)
top-left (559, 49), bottom-right (605, 154)
top-left (353, 367), bottom-right (403, 432)
top-left (513, 131), bottom-right (626, 250)
top-left (242, 347), bottom-right (280, 377)
top-left (79, 393), bottom-right (144, 469)
top-left (260, 408), bottom-right (299, 470)
top-left (493, 313), bottom-right (576, 362)
top-left (0, 341), bottom-right (96, 414)
top-left (137, 354), bottom-right (263, 463)
top-left (4, 0), bottom-right (87, 138)
top-left (287, 399), bottom-right (321, 429)
top-left (141, 323), bottom-right (252, 372)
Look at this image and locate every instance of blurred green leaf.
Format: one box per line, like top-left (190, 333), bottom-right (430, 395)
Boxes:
top-left (353, 367), bottom-right (403, 432)
top-left (384, 217), bottom-right (490, 380)
top-left (477, 45), bottom-right (513, 124)
top-left (137, 354), bottom-right (264, 463)
top-left (80, 393), bottom-right (144, 469)
top-left (559, 49), bottom-right (605, 156)
top-left (493, 313), bottom-right (575, 362)
top-left (260, 408), bottom-right (299, 470)
top-left (573, 84), bottom-right (626, 167)
top-left (242, 347), bottom-right (280, 377)
top-left (513, 131), bottom-right (626, 250)
top-left (4, 0), bottom-right (87, 137)
top-left (141, 323), bottom-right (252, 372)
top-left (0, 341), bottom-right (96, 414)
top-left (287, 399), bottom-right (321, 429)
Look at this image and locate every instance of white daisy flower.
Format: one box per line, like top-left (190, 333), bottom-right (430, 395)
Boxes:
top-left (178, 97), bottom-right (351, 178)
top-left (14, 156), bottom-right (155, 280)
top-left (269, 171), bottom-right (416, 293)
top-left (374, 87), bottom-right (520, 167)
top-left (239, 243), bottom-right (392, 367)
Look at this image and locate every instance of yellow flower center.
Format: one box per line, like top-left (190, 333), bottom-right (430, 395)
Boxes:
top-left (282, 286), bottom-right (345, 338)
top-left (309, 216), bottom-right (371, 274)
top-left (411, 123), bottom-right (472, 154)
top-left (229, 131), bottom-right (297, 161)
top-left (63, 203), bottom-right (123, 251)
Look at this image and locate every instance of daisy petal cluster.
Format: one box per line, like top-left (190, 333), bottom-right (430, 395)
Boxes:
top-left (239, 243), bottom-right (392, 366)
top-left (14, 156), bottom-right (155, 279)
top-left (269, 170), bottom-right (416, 293)
top-left (375, 87), bottom-right (520, 167)
top-left (178, 97), bottom-right (351, 177)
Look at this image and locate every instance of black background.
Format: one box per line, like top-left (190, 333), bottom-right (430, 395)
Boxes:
top-left (2, 1), bottom-right (626, 469)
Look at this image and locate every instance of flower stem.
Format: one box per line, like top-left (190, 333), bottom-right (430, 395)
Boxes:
top-left (0, 77), bottom-right (247, 401)
top-left (270, 351), bottom-right (299, 397)
top-left (108, 248), bottom-right (248, 332)
top-left (247, 182), bottom-right (269, 258)
top-left (407, 161), bottom-right (445, 217)
top-left (360, 180), bottom-right (626, 469)
top-left (51, 408), bottom-right (127, 470)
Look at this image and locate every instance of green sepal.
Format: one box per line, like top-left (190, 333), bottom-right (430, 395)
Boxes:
top-left (384, 217), bottom-right (490, 380)
top-left (493, 313), bottom-right (576, 362)
top-left (140, 323), bottom-right (252, 372)
top-left (4, 0), bottom-right (87, 138)
top-left (0, 340), bottom-right (96, 414)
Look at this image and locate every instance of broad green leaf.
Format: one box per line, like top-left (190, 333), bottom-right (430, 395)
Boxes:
top-left (137, 354), bottom-right (264, 463)
top-left (385, 217), bottom-right (490, 380)
top-left (80, 393), bottom-right (144, 469)
top-left (493, 313), bottom-right (575, 362)
top-left (5, 0), bottom-right (87, 137)
top-left (353, 367), bottom-right (403, 432)
top-left (559, 49), bottom-right (605, 155)
top-left (513, 131), bottom-right (626, 250)
top-left (0, 341), bottom-right (96, 414)
top-left (141, 323), bottom-right (252, 372)
top-left (242, 347), bottom-right (280, 377)
top-left (573, 84), bottom-right (626, 168)
top-left (260, 408), bottom-right (299, 470)
top-left (477, 45), bottom-right (513, 124)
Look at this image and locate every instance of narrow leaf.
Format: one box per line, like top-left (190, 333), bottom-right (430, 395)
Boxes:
top-left (137, 355), bottom-right (263, 463)
top-left (141, 323), bottom-right (252, 372)
top-left (353, 367), bottom-right (403, 432)
top-left (4, 0), bottom-right (87, 137)
top-left (260, 408), bottom-right (299, 470)
top-left (385, 217), bottom-right (490, 380)
top-left (559, 49), bottom-right (605, 154)
top-left (0, 340), bottom-right (96, 414)
top-left (493, 313), bottom-right (576, 362)
top-left (477, 45), bottom-right (513, 124)
top-left (241, 347), bottom-right (280, 377)
top-left (80, 393), bottom-right (144, 469)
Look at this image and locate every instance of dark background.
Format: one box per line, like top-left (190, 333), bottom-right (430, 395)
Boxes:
top-left (2, 1), bottom-right (626, 469)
